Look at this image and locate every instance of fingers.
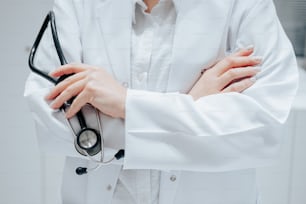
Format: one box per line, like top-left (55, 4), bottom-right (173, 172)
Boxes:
top-left (222, 77), bottom-right (256, 93)
top-left (211, 45), bottom-right (262, 75)
top-left (214, 55), bottom-right (262, 75)
top-left (221, 46), bottom-right (259, 92)
top-left (50, 64), bottom-right (87, 77)
top-left (219, 66), bottom-right (261, 88)
top-left (231, 45), bottom-right (254, 57)
top-left (50, 79), bottom-right (86, 109)
top-left (45, 73), bottom-right (86, 100)
top-left (46, 72), bottom-right (87, 100)
top-left (65, 91), bottom-right (90, 118)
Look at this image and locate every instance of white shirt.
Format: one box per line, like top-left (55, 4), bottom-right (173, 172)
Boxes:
top-left (112, 0), bottom-right (177, 203)
top-left (130, 0), bottom-right (177, 92)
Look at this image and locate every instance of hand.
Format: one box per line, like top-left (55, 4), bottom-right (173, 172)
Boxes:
top-left (188, 46), bottom-right (262, 100)
top-left (45, 64), bottom-right (127, 119)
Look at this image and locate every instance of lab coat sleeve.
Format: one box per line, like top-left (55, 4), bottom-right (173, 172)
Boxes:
top-left (24, 0), bottom-right (85, 158)
top-left (123, 0), bottom-right (299, 171)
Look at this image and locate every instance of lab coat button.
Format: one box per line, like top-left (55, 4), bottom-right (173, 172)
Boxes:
top-left (106, 185), bottom-right (112, 191)
top-left (170, 175), bottom-right (176, 182)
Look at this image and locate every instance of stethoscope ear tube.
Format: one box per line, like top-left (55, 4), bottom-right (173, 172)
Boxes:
top-left (28, 12), bottom-right (57, 84)
top-left (75, 149), bottom-right (125, 175)
top-left (115, 149), bottom-right (125, 160)
top-left (76, 167), bottom-right (87, 175)
top-left (29, 11), bottom-right (125, 176)
top-left (28, 11), bottom-right (70, 85)
top-left (49, 11), bottom-right (67, 66)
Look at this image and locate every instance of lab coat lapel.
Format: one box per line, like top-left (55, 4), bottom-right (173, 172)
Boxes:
top-left (95, 0), bottom-right (234, 92)
top-left (167, 0), bottom-right (235, 92)
top-left (95, 0), bottom-right (132, 84)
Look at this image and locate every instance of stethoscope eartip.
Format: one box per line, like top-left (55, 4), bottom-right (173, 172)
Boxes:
top-left (76, 167), bottom-right (87, 175)
top-left (115, 149), bottom-right (125, 160)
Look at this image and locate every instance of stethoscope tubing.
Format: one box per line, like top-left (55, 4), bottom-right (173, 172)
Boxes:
top-left (61, 107), bottom-right (105, 163)
top-left (28, 11), bottom-right (91, 145)
top-left (29, 11), bottom-right (125, 175)
top-left (28, 12), bottom-right (58, 84)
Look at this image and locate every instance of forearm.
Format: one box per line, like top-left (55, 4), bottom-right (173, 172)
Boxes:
top-left (123, 0), bottom-right (299, 170)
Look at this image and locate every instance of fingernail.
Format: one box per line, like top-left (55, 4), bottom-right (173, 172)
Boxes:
top-left (252, 56), bottom-right (263, 63)
top-left (49, 71), bottom-right (55, 76)
top-left (245, 44), bottom-right (254, 51)
top-left (250, 77), bottom-right (257, 82)
top-left (65, 109), bottom-right (72, 118)
top-left (50, 101), bottom-right (57, 109)
top-left (65, 112), bottom-right (70, 118)
top-left (50, 102), bottom-right (55, 109)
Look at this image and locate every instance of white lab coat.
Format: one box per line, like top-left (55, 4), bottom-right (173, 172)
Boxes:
top-left (24, 0), bottom-right (299, 203)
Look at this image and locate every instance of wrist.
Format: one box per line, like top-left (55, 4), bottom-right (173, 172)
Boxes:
top-left (119, 88), bottom-right (127, 119)
top-left (188, 89), bottom-right (199, 101)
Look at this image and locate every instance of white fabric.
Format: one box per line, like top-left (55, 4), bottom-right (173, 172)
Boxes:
top-left (130, 0), bottom-right (176, 92)
top-left (23, 0), bottom-right (299, 204)
top-left (112, 1), bottom-right (176, 203)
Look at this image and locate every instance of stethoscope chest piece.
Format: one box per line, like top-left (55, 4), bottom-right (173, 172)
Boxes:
top-left (75, 128), bottom-right (101, 156)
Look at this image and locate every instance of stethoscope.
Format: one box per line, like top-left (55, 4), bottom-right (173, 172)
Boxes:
top-left (28, 11), bottom-right (124, 175)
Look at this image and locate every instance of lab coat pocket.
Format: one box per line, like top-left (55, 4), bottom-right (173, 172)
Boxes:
top-left (25, 85), bottom-right (81, 157)
top-left (175, 170), bottom-right (258, 204)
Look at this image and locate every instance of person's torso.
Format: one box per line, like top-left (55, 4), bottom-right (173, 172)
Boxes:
top-left (60, 0), bottom-right (261, 203)
top-left (62, 157), bottom-right (259, 204)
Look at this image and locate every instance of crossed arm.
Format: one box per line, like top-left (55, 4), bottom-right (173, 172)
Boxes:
top-left (46, 46), bottom-right (262, 119)
top-left (25, 0), bottom-right (299, 171)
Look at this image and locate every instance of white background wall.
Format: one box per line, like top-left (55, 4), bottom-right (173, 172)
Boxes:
top-left (0, 0), bottom-right (305, 204)
top-left (274, 0), bottom-right (306, 56)
top-left (0, 1), bottom-right (63, 203)
top-left (257, 68), bottom-right (306, 204)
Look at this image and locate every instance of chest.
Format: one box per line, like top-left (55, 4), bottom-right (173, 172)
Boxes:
top-left (81, 0), bottom-right (234, 93)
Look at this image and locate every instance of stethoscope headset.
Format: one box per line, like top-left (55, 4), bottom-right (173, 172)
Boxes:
top-left (28, 11), bottom-right (124, 175)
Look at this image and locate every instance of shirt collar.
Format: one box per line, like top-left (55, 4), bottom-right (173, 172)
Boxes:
top-left (132, 0), bottom-right (172, 24)
top-left (132, 0), bottom-right (147, 24)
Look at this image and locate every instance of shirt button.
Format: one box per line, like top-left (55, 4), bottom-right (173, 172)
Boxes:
top-left (122, 82), bottom-right (129, 88)
top-left (106, 184), bottom-right (112, 191)
top-left (170, 175), bottom-right (176, 182)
